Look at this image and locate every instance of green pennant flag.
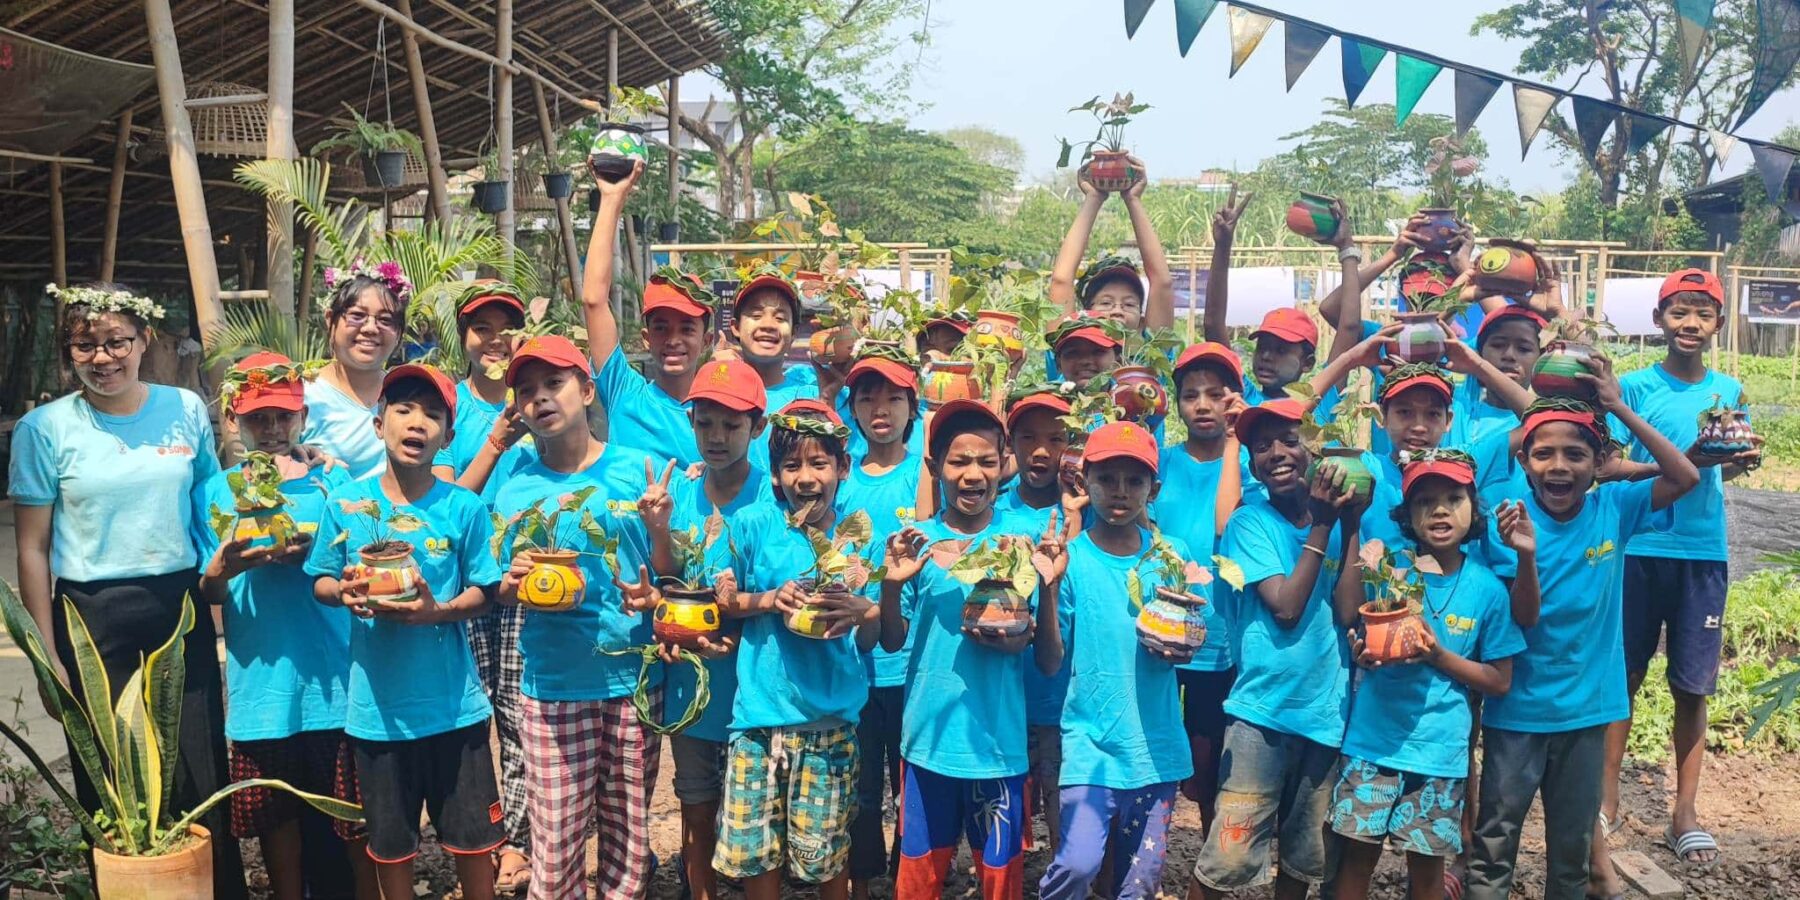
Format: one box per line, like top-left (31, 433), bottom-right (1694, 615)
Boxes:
top-left (1394, 54), bottom-right (1443, 125)
top-left (1738, 0), bottom-right (1800, 129)
top-left (1341, 38), bottom-right (1388, 108)
top-left (1125, 0), bottom-right (1157, 38)
top-left (1174, 0), bottom-right (1219, 57)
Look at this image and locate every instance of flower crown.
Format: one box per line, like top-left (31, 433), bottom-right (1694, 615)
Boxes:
top-left (1007, 379), bottom-right (1081, 408)
top-left (1075, 254), bottom-right (1141, 300)
top-left (217, 359), bottom-right (327, 408)
top-left (651, 264), bottom-right (718, 308)
top-left (852, 341), bottom-right (918, 369)
top-left (47, 283), bottom-right (166, 322)
top-left (324, 257), bottom-right (413, 302)
top-left (769, 413), bottom-right (851, 441)
top-left (1396, 446), bottom-right (1475, 467)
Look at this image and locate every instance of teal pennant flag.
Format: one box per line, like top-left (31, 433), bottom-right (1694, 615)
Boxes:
top-left (1394, 54), bottom-right (1443, 125)
top-left (1341, 38), bottom-right (1388, 108)
top-left (1174, 0), bottom-right (1219, 56)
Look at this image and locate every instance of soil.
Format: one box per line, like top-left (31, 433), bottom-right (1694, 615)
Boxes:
top-left (359, 540), bottom-right (412, 558)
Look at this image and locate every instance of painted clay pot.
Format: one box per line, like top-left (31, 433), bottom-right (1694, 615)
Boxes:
top-left (1136, 586), bottom-right (1207, 657)
top-left (1413, 208), bottom-right (1461, 253)
top-left (1473, 239), bottom-right (1539, 296)
top-left (94, 825), bottom-right (213, 900)
top-left (808, 326), bottom-right (859, 366)
top-left (588, 122), bottom-right (648, 182)
top-left (1359, 602), bottom-right (1431, 663)
top-left (519, 549), bottom-right (586, 613)
top-left (920, 360), bottom-right (981, 408)
top-left (1398, 252), bottom-right (1455, 307)
top-left (654, 582), bottom-right (723, 649)
top-left (1285, 191), bottom-right (1341, 243)
top-left (1082, 150), bottom-right (1135, 193)
top-left (1060, 435), bottom-right (1088, 493)
top-left (961, 578), bottom-right (1033, 639)
top-left (973, 310), bottom-right (1026, 362)
top-left (1531, 341), bottom-right (1598, 401)
top-left (1393, 312), bottom-right (1450, 364)
top-left (1697, 405), bottom-right (1757, 456)
top-left (231, 506), bottom-right (300, 550)
top-left (794, 270), bottom-right (830, 301)
top-left (1109, 365), bottom-right (1169, 421)
top-left (1312, 448), bottom-right (1374, 501)
top-left (355, 545), bottom-right (422, 606)
top-left (788, 579), bottom-right (844, 639)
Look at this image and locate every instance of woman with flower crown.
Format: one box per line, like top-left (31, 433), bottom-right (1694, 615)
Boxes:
top-left (301, 259), bottom-right (414, 479)
top-left (8, 282), bottom-right (247, 898)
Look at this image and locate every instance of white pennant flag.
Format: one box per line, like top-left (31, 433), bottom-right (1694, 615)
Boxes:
top-left (1710, 129), bottom-right (1739, 165)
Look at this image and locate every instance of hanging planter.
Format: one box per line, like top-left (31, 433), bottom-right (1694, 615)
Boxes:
top-left (658, 221), bottom-right (682, 242)
top-left (542, 172), bottom-right (574, 200)
top-left (474, 181), bottom-right (510, 215)
top-left (587, 188), bottom-right (601, 215)
top-left (359, 150), bottom-right (408, 189)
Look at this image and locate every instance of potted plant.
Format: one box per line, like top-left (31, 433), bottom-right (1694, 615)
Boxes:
top-left (1697, 394), bottom-right (1758, 455)
top-left (589, 85), bottom-right (659, 182)
top-left (1531, 313), bottom-right (1615, 401)
top-left (1110, 327), bottom-right (1182, 422)
top-left (790, 509), bottom-right (879, 639)
top-left (1057, 381), bottom-right (1125, 491)
top-left (655, 513), bottom-right (728, 649)
top-left (1416, 135), bottom-right (1479, 252)
top-left (327, 499), bottom-right (427, 607)
top-left (946, 537), bottom-right (1037, 639)
top-left (1287, 379), bottom-right (1380, 500)
top-left (1132, 531), bottom-right (1213, 657)
top-left (658, 220), bottom-right (682, 242)
top-left (0, 697), bottom-right (92, 899)
top-left (1285, 191), bottom-right (1342, 243)
top-left (472, 148), bottom-right (510, 215)
top-left (1473, 238), bottom-right (1541, 296)
top-left (310, 104), bottom-right (422, 190)
top-left (491, 486), bottom-right (623, 614)
top-left (746, 193), bottom-right (889, 364)
top-left (205, 451), bottom-right (307, 550)
top-left (0, 583), bottom-right (361, 899)
top-left (1355, 538), bottom-right (1433, 663)
top-left (1057, 92), bottom-right (1150, 193)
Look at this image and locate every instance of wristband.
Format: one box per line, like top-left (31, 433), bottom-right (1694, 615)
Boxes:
top-left (1338, 246), bottom-right (1364, 263)
top-left (1302, 543), bottom-right (1327, 558)
top-left (487, 434), bottom-right (508, 455)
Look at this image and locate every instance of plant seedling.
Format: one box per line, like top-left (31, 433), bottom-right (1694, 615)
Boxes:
top-left (490, 486), bottom-right (623, 573)
top-left (1056, 92), bottom-right (1152, 169)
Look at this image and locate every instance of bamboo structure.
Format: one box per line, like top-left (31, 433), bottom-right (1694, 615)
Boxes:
top-left (395, 0), bottom-right (451, 225)
top-left (49, 163), bottom-right (66, 288)
top-left (144, 0), bottom-right (224, 336)
top-left (495, 0), bottom-right (516, 256)
top-left (100, 110), bottom-right (132, 283)
top-left (265, 0), bottom-right (296, 316)
top-left (533, 80), bottom-right (582, 287)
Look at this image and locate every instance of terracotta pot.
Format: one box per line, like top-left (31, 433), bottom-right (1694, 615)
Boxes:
top-left (1136, 586), bottom-right (1207, 656)
top-left (808, 326), bottom-right (859, 366)
top-left (1393, 312), bottom-right (1450, 364)
top-left (794, 270), bottom-right (829, 300)
top-left (1413, 208), bottom-right (1461, 253)
top-left (519, 549), bottom-right (586, 612)
top-left (788, 579), bottom-right (845, 639)
top-left (1082, 150), bottom-right (1135, 193)
top-left (654, 582), bottom-right (722, 649)
top-left (94, 825), bottom-right (214, 900)
top-left (355, 545), bottom-right (421, 606)
top-left (962, 578), bottom-right (1033, 639)
top-left (1473, 239), bottom-right (1539, 296)
top-left (1531, 340), bottom-right (1597, 401)
top-left (1697, 405), bottom-right (1756, 455)
top-left (1313, 448), bottom-right (1374, 501)
top-left (588, 122), bottom-right (647, 182)
top-left (1398, 252), bottom-right (1454, 307)
top-left (1059, 437), bottom-right (1087, 493)
top-left (1359, 602), bottom-right (1431, 663)
top-left (1109, 365), bottom-right (1168, 421)
top-left (920, 360), bottom-right (980, 408)
top-left (1285, 191), bottom-right (1340, 243)
top-left (973, 310), bottom-right (1025, 362)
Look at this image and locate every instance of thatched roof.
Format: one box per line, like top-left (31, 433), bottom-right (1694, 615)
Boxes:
top-left (0, 0), bottom-right (723, 290)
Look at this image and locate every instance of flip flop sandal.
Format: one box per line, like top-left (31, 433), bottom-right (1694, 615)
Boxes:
top-left (1443, 869), bottom-right (1466, 900)
top-left (1598, 810), bottom-right (1623, 838)
top-left (1666, 825), bottom-right (1722, 867)
top-left (494, 849), bottom-right (531, 895)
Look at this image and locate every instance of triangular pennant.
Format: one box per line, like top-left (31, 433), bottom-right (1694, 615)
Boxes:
top-left (1125, 0), bottom-right (1157, 38)
top-left (1341, 38), bottom-right (1389, 108)
top-left (1572, 96), bottom-right (1615, 161)
top-left (1453, 69), bottom-right (1503, 136)
top-left (1676, 0), bottom-right (1718, 79)
top-left (1227, 7), bottom-right (1276, 76)
top-left (1624, 111), bottom-right (1672, 155)
top-left (1711, 129), bottom-right (1740, 164)
top-left (1284, 21), bottom-right (1331, 91)
top-left (1174, 0), bottom-right (1219, 57)
top-left (1394, 54), bottom-right (1443, 125)
top-left (1751, 142), bottom-right (1797, 202)
top-left (1737, 0), bottom-right (1800, 129)
top-left (1513, 84), bottom-right (1562, 159)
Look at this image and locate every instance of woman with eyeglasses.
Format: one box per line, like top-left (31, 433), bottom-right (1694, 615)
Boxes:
top-left (9, 282), bottom-right (246, 899)
top-left (301, 265), bottom-right (412, 479)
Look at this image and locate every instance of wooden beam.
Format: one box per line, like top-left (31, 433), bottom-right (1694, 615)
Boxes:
top-left (185, 92), bottom-right (269, 109)
top-left (267, 0), bottom-right (297, 317)
top-left (0, 149), bottom-right (93, 165)
top-left (145, 0), bottom-right (224, 341)
top-left (101, 110), bottom-right (133, 283)
top-left (343, 0), bottom-right (601, 114)
top-left (396, 0), bottom-right (452, 225)
top-left (49, 163), bottom-right (67, 288)
top-left (532, 80), bottom-right (582, 288)
top-left (580, 0), bottom-right (679, 74)
top-left (667, 74), bottom-right (680, 221)
top-left (496, 0), bottom-right (516, 255)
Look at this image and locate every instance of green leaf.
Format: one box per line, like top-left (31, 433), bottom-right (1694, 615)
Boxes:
top-left (1128, 569), bottom-right (1145, 607)
top-left (112, 669), bottom-right (149, 850)
top-left (489, 512), bottom-right (509, 562)
top-left (156, 778), bottom-right (363, 855)
top-left (1747, 662), bottom-right (1800, 741)
top-left (208, 505), bottom-right (237, 542)
top-left (835, 510), bottom-right (873, 548)
top-left (140, 595), bottom-right (194, 834)
top-left (1213, 555), bottom-right (1247, 591)
top-left (387, 512), bottom-right (426, 534)
top-left (62, 601), bottom-right (120, 790)
top-left (1056, 138), bottom-right (1074, 169)
top-left (1010, 561), bottom-right (1037, 600)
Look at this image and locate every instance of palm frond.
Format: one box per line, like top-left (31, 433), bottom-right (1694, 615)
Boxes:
top-left (234, 158), bottom-right (371, 265)
top-left (204, 302), bottom-right (326, 370)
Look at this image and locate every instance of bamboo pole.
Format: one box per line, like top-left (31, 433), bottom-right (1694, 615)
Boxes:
top-left (145, 0), bottom-right (224, 341)
top-left (266, 0), bottom-right (296, 316)
top-left (394, 0), bottom-right (452, 224)
top-left (298, 228), bottom-right (319, 323)
top-left (1728, 265), bottom-right (1743, 379)
top-left (667, 74), bottom-right (680, 229)
top-left (496, 0), bottom-right (516, 257)
top-left (49, 163), bottom-right (66, 288)
top-left (607, 28), bottom-right (619, 98)
top-left (100, 109), bottom-right (132, 283)
top-left (343, 0), bottom-right (600, 113)
top-left (532, 80), bottom-right (582, 291)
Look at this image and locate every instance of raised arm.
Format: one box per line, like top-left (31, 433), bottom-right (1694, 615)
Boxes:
top-left (1331, 524), bottom-right (1366, 629)
top-left (1444, 339), bottom-right (1533, 415)
top-left (581, 159), bottom-right (645, 368)
top-left (1204, 188), bottom-right (1252, 344)
top-left (1122, 158), bottom-right (1174, 330)
top-left (1322, 200), bottom-right (1366, 365)
top-left (1495, 500), bottom-right (1542, 629)
top-left (1049, 174), bottom-right (1108, 313)
top-left (1586, 355), bottom-right (1700, 510)
top-left (1319, 218), bottom-right (1420, 327)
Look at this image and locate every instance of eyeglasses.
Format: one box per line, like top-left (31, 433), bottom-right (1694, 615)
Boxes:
top-left (68, 335), bottom-right (140, 361)
top-left (337, 309), bottom-right (402, 332)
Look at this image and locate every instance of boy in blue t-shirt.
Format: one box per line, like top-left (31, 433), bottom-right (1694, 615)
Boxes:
top-left (1601, 268), bottom-right (1761, 867)
top-left (1464, 367), bottom-right (1700, 900)
top-left (1452, 304), bottom-right (1546, 447)
top-left (304, 363), bottom-right (503, 898)
top-left (196, 352), bottom-right (365, 898)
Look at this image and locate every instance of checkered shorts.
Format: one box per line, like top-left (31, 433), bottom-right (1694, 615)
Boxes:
top-left (228, 729), bottom-right (362, 840)
top-left (715, 723), bottom-right (859, 883)
top-left (521, 692), bottom-right (662, 898)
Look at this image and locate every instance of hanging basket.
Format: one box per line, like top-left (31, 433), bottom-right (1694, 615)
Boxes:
top-left (188, 81), bottom-right (269, 158)
top-left (331, 149), bottom-right (429, 193)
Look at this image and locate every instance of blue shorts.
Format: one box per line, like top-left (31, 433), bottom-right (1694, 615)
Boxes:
top-left (1329, 756), bottom-right (1464, 859)
top-left (1624, 556), bottom-right (1728, 696)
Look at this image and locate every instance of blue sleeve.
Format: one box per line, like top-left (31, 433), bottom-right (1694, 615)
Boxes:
top-left (1470, 428), bottom-right (1513, 493)
top-left (191, 476), bottom-right (222, 562)
top-left (459, 494), bottom-right (503, 590)
top-left (1057, 565), bottom-right (1078, 645)
top-left (597, 344), bottom-right (647, 411)
top-left (432, 442), bottom-right (456, 469)
top-left (1475, 573), bottom-right (1527, 662)
top-left (186, 391), bottom-right (222, 486)
top-left (6, 418), bottom-right (58, 505)
top-left (1221, 509), bottom-right (1285, 589)
top-left (1611, 478), bottom-right (1668, 538)
top-left (304, 497), bottom-right (348, 579)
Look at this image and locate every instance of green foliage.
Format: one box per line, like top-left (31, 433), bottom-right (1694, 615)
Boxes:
top-left (202, 300), bottom-right (328, 370)
top-left (1355, 538), bottom-right (1427, 613)
top-left (799, 509), bottom-right (880, 588)
top-left (0, 692), bottom-right (94, 896)
top-left (490, 487), bottom-right (621, 573)
top-left (947, 536), bottom-right (1037, 598)
top-left (670, 513), bottom-right (727, 588)
top-left (1056, 93), bottom-right (1151, 167)
top-left (309, 104), bottom-right (423, 158)
top-left (328, 498), bottom-right (425, 553)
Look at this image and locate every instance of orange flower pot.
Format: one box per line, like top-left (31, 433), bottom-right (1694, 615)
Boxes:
top-left (1359, 602), bottom-right (1430, 663)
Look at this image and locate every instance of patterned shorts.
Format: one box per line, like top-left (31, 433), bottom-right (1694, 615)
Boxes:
top-left (715, 723), bottom-right (860, 883)
top-left (1329, 756), bottom-right (1465, 859)
top-left (228, 729), bottom-right (362, 840)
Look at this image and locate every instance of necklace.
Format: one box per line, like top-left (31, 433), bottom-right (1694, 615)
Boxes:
top-left (1423, 562), bottom-right (1466, 621)
top-left (78, 385), bottom-right (149, 455)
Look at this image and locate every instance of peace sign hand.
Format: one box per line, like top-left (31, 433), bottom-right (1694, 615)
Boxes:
top-left (615, 564), bottom-right (661, 613)
top-left (1031, 511), bottom-right (1069, 585)
top-left (638, 458), bottom-right (677, 535)
top-left (1212, 185), bottom-right (1253, 244)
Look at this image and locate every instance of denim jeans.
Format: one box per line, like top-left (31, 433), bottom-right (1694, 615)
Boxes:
top-left (1190, 719), bottom-right (1339, 890)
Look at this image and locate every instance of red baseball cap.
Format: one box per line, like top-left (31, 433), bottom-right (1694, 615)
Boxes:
top-left (1476, 304), bottom-right (1548, 346)
top-left (1659, 268), bottom-right (1724, 307)
top-left (230, 351), bottom-right (307, 414)
top-left (505, 334), bottom-right (594, 386)
top-left (381, 363), bottom-right (458, 419)
top-left (1082, 421), bottom-right (1160, 473)
top-left (1006, 391), bottom-right (1073, 429)
top-left (1174, 341), bottom-right (1245, 390)
top-left (1057, 324), bottom-right (1121, 351)
top-left (1380, 368), bottom-right (1454, 406)
top-left (687, 359), bottom-right (767, 414)
top-left (926, 312), bottom-right (973, 334)
top-left (847, 356), bottom-right (919, 392)
top-left (1251, 308), bottom-right (1319, 347)
top-left (1401, 457), bottom-right (1477, 495)
top-left (1233, 397), bottom-right (1308, 443)
top-left (928, 398), bottom-right (1004, 450)
top-left (458, 284), bottom-right (527, 320)
top-left (1519, 405), bottom-right (1604, 446)
top-left (644, 271), bottom-right (712, 320)
top-left (776, 397), bottom-right (845, 426)
top-left (736, 271), bottom-right (801, 314)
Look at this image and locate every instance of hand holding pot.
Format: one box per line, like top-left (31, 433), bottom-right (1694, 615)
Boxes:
top-left (1441, 335), bottom-right (1481, 376)
top-left (661, 630), bottom-right (736, 663)
top-left (269, 531), bottom-right (313, 568)
top-left (1495, 499), bottom-right (1536, 555)
top-left (771, 580), bottom-right (809, 615)
top-left (966, 615), bottom-right (1035, 654)
top-left (1076, 165), bottom-right (1108, 200)
top-left (1688, 434), bottom-right (1765, 471)
top-left (1447, 224), bottom-right (1476, 276)
top-left (614, 564), bottom-right (661, 613)
top-left (1327, 197), bottom-right (1355, 250)
top-left (809, 588), bottom-right (877, 639)
top-left (1307, 464), bottom-right (1354, 525)
top-left (1348, 627), bottom-right (1426, 669)
top-left (882, 527), bottom-right (930, 585)
top-left (592, 156), bottom-right (643, 199)
top-left (498, 553), bottom-right (534, 606)
top-left (1574, 353), bottom-right (1623, 411)
top-left (371, 578), bottom-right (440, 626)
top-left (211, 535), bottom-right (276, 580)
top-left (1345, 321), bottom-right (1403, 371)
top-left (1391, 214), bottom-right (1428, 257)
top-left (1124, 156), bottom-right (1149, 200)
top-left (338, 564), bottom-right (376, 619)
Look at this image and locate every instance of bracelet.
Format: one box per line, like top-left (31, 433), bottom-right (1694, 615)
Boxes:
top-left (1302, 543), bottom-right (1327, 557)
top-left (1338, 246), bottom-right (1364, 263)
top-left (486, 435), bottom-right (508, 455)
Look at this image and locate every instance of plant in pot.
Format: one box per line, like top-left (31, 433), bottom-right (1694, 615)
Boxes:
top-left (1472, 238), bottom-right (1541, 297)
top-left (1057, 381), bottom-right (1125, 491)
top-left (326, 499), bottom-right (428, 607)
top-left (1355, 538), bottom-right (1433, 663)
top-left (1392, 256), bottom-right (1471, 364)
top-left (490, 485), bottom-right (624, 614)
top-left (1287, 379), bottom-right (1380, 501)
top-left (655, 512), bottom-right (728, 649)
top-left (472, 147), bottom-right (511, 214)
top-left (1530, 313), bottom-right (1616, 402)
top-left (788, 509), bottom-right (880, 638)
top-left (204, 450), bottom-right (307, 550)
top-left (1057, 92), bottom-right (1150, 193)
top-left (0, 583), bottom-right (361, 899)
top-left (1415, 135), bottom-right (1479, 252)
top-left (309, 103), bottom-right (422, 190)
top-left (589, 85), bottom-right (659, 183)
top-left (1696, 394), bottom-right (1758, 455)
top-left (946, 536), bottom-right (1038, 639)
top-left (1110, 327), bottom-right (1183, 422)
top-left (1131, 530), bottom-right (1214, 658)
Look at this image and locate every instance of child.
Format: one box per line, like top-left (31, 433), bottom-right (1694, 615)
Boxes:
top-left (1036, 421), bottom-right (1193, 900)
top-left (1464, 361), bottom-right (1700, 900)
top-left (733, 268), bottom-right (821, 468)
top-left (919, 310), bottom-right (973, 360)
top-left (1451, 305), bottom-right (1546, 447)
top-left (196, 353), bottom-right (368, 900)
top-left (305, 363), bottom-right (503, 900)
top-left (878, 399), bottom-right (1065, 899)
top-left (1047, 314), bottom-right (1124, 384)
top-left (713, 399), bottom-right (879, 899)
top-left (488, 335), bottom-right (663, 899)
top-left (1186, 397), bottom-right (1362, 900)
top-left (1602, 268), bottom-right (1760, 866)
top-left (1328, 451), bottom-right (1530, 900)
top-left (1049, 157), bottom-right (1174, 337)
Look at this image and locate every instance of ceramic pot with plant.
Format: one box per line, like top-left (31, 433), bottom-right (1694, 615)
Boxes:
top-left (1473, 239), bottom-right (1540, 296)
top-left (1696, 394), bottom-right (1757, 455)
top-left (1132, 533), bottom-right (1213, 657)
top-left (1355, 539), bottom-right (1432, 664)
top-left (206, 451), bottom-right (304, 551)
top-left (653, 514), bottom-right (728, 649)
top-left (1416, 136), bottom-right (1478, 252)
top-left (790, 511), bottom-right (878, 639)
top-left (542, 172), bottom-right (574, 200)
top-left (309, 103), bottom-right (421, 190)
top-left (1530, 316), bottom-right (1612, 402)
top-left (492, 486), bottom-right (625, 614)
top-left (921, 360), bottom-right (980, 408)
top-left (328, 499), bottom-right (427, 607)
top-left (1393, 312), bottom-right (1451, 364)
top-left (589, 86), bottom-right (657, 182)
top-left (1109, 366), bottom-right (1167, 421)
top-left (1398, 253), bottom-right (1456, 311)
top-left (948, 538), bottom-right (1037, 640)
top-left (1413, 208), bottom-right (1461, 253)
top-left (1315, 447), bottom-right (1376, 500)
top-left (1290, 382), bottom-right (1378, 501)
top-left (1285, 191), bottom-right (1341, 243)
top-left (1058, 92), bottom-right (1150, 192)
top-left (1057, 387), bottom-right (1126, 490)
top-left (973, 310), bottom-right (1025, 361)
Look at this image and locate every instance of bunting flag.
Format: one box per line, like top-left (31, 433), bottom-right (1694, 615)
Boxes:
top-left (1341, 38), bottom-right (1388, 108)
top-left (1572, 96), bottom-right (1615, 160)
top-left (1751, 143), bottom-right (1797, 202)
top-left (1623, 112), bottom-right (1672, 155)
top-left (1394, 54), bottom-right (1443, 125)
top-left (1284, 20), bottom-right (1331, 91)
top-left (1676, 0), bottom-right (1718, 80)
top-left (1454, 69), bottom-right (1503, 137)
top-left (1711, 129), bottom-right (1740, 164)
top-left (1227, 6), bottom-right (1276, 76)
top-left (1174, 0), bottom-right (1220, 56)
top-left (1513, 84), bottom-right (1562, 159)
top-left (1125, 0), bottom-right (1157, 38)
top-left (1738, 0), bottom-right (1800, 128)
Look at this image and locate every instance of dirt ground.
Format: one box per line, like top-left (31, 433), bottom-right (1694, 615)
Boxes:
top-left (236, 750), bottom-right (1800, 899)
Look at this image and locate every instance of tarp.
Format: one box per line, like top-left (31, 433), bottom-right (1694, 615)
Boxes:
top-left (0, 27), bottom-right (154, 157)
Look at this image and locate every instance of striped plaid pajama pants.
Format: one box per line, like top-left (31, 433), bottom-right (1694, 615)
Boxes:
top-left (468, 604), bottom-right (529, 855)
top-left (520, 691), bottom-right (663, 899)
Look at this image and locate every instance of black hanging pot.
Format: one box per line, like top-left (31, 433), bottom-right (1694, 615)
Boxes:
top-left (543, 171), bottom-right (574, 200)
top-left (657, 221), bottom-right (681, 242)
top-left (630, 214), bottom-right (648, 234)
top-left (365, 150), bottom-right (407, 188)
top-left (587, 188), bottom-right (601, 214)
top-left (474, 180), bottom-right (510, 214)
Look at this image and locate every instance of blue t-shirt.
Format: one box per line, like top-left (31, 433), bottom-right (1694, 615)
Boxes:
top-left (1615, 365), bottom-right (1743, 562)
top-left (837, 459), bottom-right (923, 688)
top-left (303, 478), bottom-right (500, 741)
top-left (1361, 451), bottom-right (1516, 579)
top-left (1484, 480), bottom-right (1669, 734)
top-left (195, 464), bottom-right (354, 741)
top-left (1218, 496), bottom-right (1350, 747)
top-left (1341, 563), bottom-right (1525, 777)
top-left (432, 381), bottom-right (533, 502)
top-left (899, 515), bottom-right (1039, 779)
top-left (1058, 529), bottom-right (1194, 789)
top-left (598, 346), bottom-right (701, 468)
top-left (490, 444), bottom-right (655, 702)
top-left (747, 365), bottom-right (821, 470)
top-left (661, 466), bottom-right (774, 743)
top-left (994, 491), bottom-right (1072, 726)
top-left (1152, 446), bottom-right (1257, 673)
top-left (727, 502), bottom-right (869, 730)
top-left (9, 386), bottom-right (220, 582)
top-left (300, 378), bottom-right (386, 480)
top-left (1448, 375), bottom-right (1518, 449)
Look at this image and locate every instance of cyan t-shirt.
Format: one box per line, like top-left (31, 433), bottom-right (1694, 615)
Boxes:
top-left (1341, 563), bottom-right (1525, 777)
top-left (598, 346), bottom-right (700, 468)
top-left (194, 464), bottom-right (354, 741)
top-left (747, 364), bottom-right (821, 470)
top-left (1152, 445), bottom-right (1257, 673)
top-left (1058, 529), bottom-right (1194, 790)
top-left (1615, 365), bottom-right (1743, 562)
top-left (727, 502), bottom-right (869, 730)
top-left (899, 515), bottom-right (1039, 779)
top-left (304, 478), bottom-right (500, 741)
top-left (1218, 496), bottom-right (1350, 747)
top-left (9, 386), bottom-right (220, 582)
top-left (300, 378), bottom-right (386, 480)
top-left (490, 443), bottom-right (655, 702)
top-left (1448, 375), bottom-right (1518, 449)
top-left (1484, 480), bottom-right (1669, 734)
top-left (837, 459), bottom-right (923, 688)
top-left (994, 491), bottom-right (1072, 726)
top-left (432, 381), bottom-right (533, 502)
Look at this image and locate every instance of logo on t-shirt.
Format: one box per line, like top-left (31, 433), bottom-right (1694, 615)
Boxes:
top-left (1443, 614), bottom-right (1477, 636)
top-left (156, 443), bottom-right (196, 458)
top-left (1583, 539), bottom-right (1616, 567)
top-left (603, 498), bottom-right (641, 519)
top-left (422, 535), bottom-right (452, 559)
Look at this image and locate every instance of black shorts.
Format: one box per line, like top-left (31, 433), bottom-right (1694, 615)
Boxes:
top-left (1178, 667), bottom-right (1237, 741)
top-left (1623, 556), bottom-right (1729, 696)
top-left (229, 729), bottom-right (362, 840)
top-left (351, 722), bottom-right (504, 863)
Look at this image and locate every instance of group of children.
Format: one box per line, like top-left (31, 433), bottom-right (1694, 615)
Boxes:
top-left (174, 158), bottom-right (1758, 900)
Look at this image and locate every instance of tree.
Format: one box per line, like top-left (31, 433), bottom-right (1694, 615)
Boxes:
top-left (937, 126), bottom-right (1026, 176)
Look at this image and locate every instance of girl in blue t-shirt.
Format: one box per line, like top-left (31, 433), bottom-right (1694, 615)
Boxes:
top-left (300, 267), bottom-right (411, 479)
